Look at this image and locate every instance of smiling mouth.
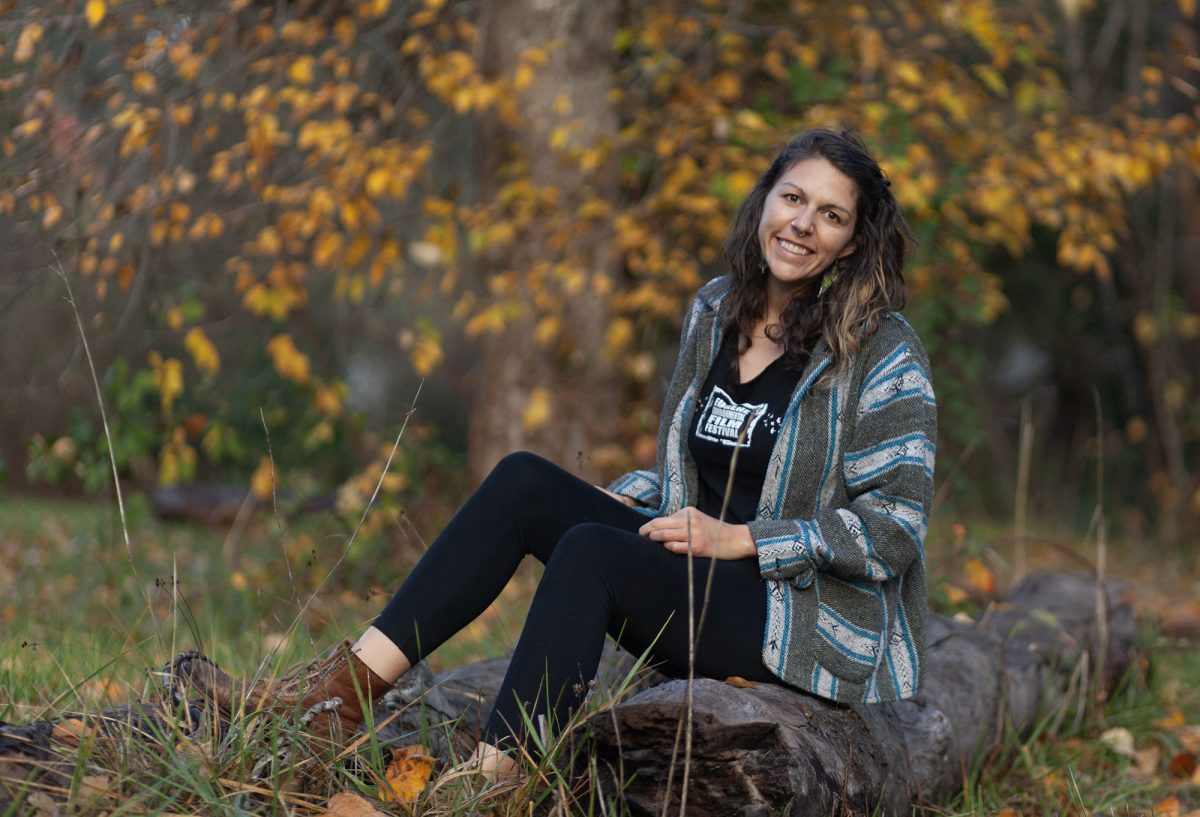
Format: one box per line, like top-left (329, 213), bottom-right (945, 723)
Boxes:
top-left (777, 237), bottom-right (813, 256)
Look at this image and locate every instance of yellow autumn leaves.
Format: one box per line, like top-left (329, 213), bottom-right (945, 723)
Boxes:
top-left (85, 0), bottom-right (106, 27)
top-left (312, 746), bottom-right (436, 812)
top-left (184, 328), bottom-right (220, 375)
top-left (14, 23), bottom-right (43, 63)
top-left (7, 0), bottom-right (1195, 503)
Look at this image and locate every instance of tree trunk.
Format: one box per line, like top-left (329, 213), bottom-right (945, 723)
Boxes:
top-left (380, 571), bottom-right (1138, 816)
top-left (468, 0), bottom-right (621, 484)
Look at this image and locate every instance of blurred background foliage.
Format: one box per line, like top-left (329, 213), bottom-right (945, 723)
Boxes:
top-left (1, 0), bottom-right (1197, 543)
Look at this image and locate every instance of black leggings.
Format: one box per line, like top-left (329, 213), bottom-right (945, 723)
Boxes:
top-left (373, 452), bottom-right (775, 749)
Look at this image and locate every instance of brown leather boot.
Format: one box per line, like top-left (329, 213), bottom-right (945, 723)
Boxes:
top-left (168, 642), bottom-right (393, 746)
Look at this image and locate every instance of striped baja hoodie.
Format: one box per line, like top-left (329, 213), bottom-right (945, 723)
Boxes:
top-left (607, 275), bottom-right (937, 703)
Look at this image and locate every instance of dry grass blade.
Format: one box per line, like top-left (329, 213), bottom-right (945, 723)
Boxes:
top-left (291, 379), bottom-right (424, 631)
top-left (1013, 396), bottom-right (1034, 582)
top-left (1092, 388), bottom-right (1110, 709)
top-left (51, 256), bottom-right (139, 594)
top-left (213, 776), bottom-right (328, 806)
top-left (670, 417), bottom-right (746, 816)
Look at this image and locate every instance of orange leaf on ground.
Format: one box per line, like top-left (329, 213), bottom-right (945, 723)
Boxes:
top-left (1156, 709), bottom-right (1186, 729)
top-left (964, 557), bottom-right (996, 597)
top-left (51, 717), bottom-right (99, 744)
top-left (378, 745), bottom-right (434, 804)
top-left (76, 774), bottom-right (113, 808)
top-left (724, 676), bottom-right (757, 689)
top-left (319, 792), bottom-right (386, 817)
top-left (993, 809), bottom-right (1021, 817)
top-left (1153, 795), bottom-right (1182, 817)
top-left (1168, 749), bottom-right (1197, 778)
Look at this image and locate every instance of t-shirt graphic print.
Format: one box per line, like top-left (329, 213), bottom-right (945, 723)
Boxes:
top-left (687, 332), bottom-right (805, 524)
top-left (695, 386), bottom-right (767, 447)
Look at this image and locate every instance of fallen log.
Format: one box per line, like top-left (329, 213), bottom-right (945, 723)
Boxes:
top-left (379, 571), bottom-right (1138, 816)
top-left (0, 571), bottom-right (1137, 815)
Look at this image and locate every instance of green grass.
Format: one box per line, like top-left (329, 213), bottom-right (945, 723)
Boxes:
top-left (0, 491), bottom-right (529, 720)
top-left (2, 491), bottom-right (1198, 815)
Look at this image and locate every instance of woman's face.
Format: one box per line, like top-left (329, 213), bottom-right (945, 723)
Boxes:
top-left (757, 157), bottom-right (859, 296)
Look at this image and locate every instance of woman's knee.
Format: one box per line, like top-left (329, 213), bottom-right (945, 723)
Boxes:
top-left (488, 450), bottom-right (556, 486)
top-left (544, 523), bottom-right (616, 577)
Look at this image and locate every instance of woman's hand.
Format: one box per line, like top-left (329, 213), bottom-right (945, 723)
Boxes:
top-left (595, 486), bottom-right (639, 508)
top-left (639, 507), bottom-right (756, 560)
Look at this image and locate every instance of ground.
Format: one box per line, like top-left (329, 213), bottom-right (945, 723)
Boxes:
top-left (1, 492), bottom-right (1197, 815)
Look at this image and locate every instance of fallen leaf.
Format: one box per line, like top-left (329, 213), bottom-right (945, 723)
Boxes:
top-left (28, 791), bottom-right (65, 817)
top-left (1029, 608), bottom-right (1062, 629)
top-left (52, 717), bottom-right (98, 745)
top-left (1134, 743), bottom-right (1161, 779)
top-left (1156, 708), bottom-right (1186, 728)
top-left (1040, 767), bottom-right (1063, 797)
top-left (378, 745), bottom-right (434, 804)
top-left (1100, 726), bottom-right (1136, 758)
top-left (964, 557), bottom-right (996, 597)
top-left (319, 791), bottom-right (386, 817)
top-left (724, 676), bottom-right (757, 689)
top-left (994, 809), bottom-right (1021, 817)
top-left (943, 583), bottom-right (969, 605)
top-left (1178, 725), bottom-right (1200, 753)
top-left (75, 774), bottom-right (112, 808)
top-left (175, 738), bottom-right (216, 770)
top-left (1153, 795), bottom-right (1182, 817)
top-left (1168, 749), bottom-right (1196, 778)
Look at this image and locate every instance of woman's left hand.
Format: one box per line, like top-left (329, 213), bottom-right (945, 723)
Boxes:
top-left (639, 507), bottom-right (756, 560)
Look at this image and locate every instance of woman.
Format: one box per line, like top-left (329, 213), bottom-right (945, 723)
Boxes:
top-left (174, 128), bottom-right (937, 779)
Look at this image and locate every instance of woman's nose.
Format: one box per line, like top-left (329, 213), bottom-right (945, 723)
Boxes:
top-left (791, 210), bottom-right (813, 235)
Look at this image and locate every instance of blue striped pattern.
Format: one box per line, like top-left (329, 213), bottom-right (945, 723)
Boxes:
top-left (605, 276), bottom-right (935, 705)
top-left (861, 491), bottom-right (928, 545)
top-left (833, 507), bottom-right (892, 580)
top-left (817, 604), bottom-right (882, 664)
top-left (844, 433), bottom-right (935, 487)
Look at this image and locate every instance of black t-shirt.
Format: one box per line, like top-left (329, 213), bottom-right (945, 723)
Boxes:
top-left (689, 332), bottom-right (804, 524)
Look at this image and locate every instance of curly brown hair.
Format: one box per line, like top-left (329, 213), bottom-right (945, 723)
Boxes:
top-left (722, 129), bottom-right (916, 373)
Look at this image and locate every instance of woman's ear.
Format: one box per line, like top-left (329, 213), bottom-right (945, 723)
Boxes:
top-left (837, 240), bottom-right (857, 259)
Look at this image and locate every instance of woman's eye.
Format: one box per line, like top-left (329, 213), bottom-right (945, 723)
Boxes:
top-left (824, 210), bottom-right (841, 223)
top-left (783, 193), bottom-right (800, 203)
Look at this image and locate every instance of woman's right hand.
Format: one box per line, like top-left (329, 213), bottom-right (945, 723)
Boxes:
top-left (595, 486), bottom-right (639, 507)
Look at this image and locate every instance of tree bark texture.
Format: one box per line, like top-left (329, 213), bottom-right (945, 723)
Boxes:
top-left (378, 571), bottom-right (1138, 816)
top-left (468, 0), bottom-right (622, 484)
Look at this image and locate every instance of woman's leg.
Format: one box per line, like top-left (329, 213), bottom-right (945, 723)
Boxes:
top-left (362, 452), bottom-right (649, 681)
top-left (481, 523), bottom-right (774, 752)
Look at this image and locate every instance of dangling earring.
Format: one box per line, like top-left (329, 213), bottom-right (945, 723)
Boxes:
top-left (759, 258), bottom-right (768, 275)
top-left (819, 262), bottom-right (839, 296)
